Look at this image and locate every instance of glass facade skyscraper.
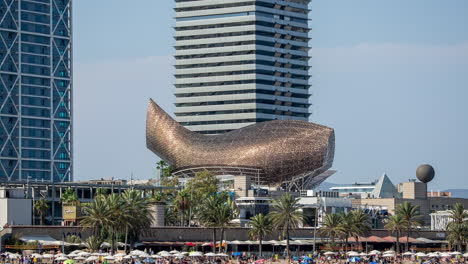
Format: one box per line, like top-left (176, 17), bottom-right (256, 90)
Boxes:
top-left (174, 0), bottom-right (311, 134)
top-left (0, 0), bottom-right (72, 182)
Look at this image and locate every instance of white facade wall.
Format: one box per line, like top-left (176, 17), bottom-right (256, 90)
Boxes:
top-left (0, 198), bottom-right (32, 226)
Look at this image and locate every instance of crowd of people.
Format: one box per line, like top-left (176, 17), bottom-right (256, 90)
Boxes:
top-left (1, 250), bottom-right (467, 264)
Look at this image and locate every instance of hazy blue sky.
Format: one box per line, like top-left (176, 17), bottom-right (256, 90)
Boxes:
top-left (73, 0), bottom-right (468, 190)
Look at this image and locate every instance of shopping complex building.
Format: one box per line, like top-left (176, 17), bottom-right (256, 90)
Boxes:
top-left (174, 0), bottom-right (312, 134)
top-left (0, 0), bottom-right (73, 182)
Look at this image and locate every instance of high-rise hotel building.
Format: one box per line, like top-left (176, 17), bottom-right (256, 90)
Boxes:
top-left (174, 0), bottom-right (311, 134)
top-left (0, 0), bottom-right (72, 182)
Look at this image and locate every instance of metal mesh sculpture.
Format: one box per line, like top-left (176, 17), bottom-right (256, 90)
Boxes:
top-left (146, 99), bottom-right (335, 190)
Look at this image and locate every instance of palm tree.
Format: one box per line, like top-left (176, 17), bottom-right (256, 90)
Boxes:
top-left (121, 189), bottom-right (154, 252)
top-left (216, 197), bottom-right (238, 253)
top-left (84, 235), bottom-right (102, 253)
top-left (396, 202), bottom-right (424, 251)
top-left (384, 214), bottom-right (405, 253)
top-left (319, 213), bottom-right (344, 245)
top-left (60, 188), bottom-right (78, 205)
top-left (446, 203), bottom-right (468, 251)
top-left (175, 190), bottom-right (190, 226)
top-left (269, 193), bottom-right (302, 259)
top-left (102, 193), bottom-right (125, 253)
top-left (339, 212), bottom-right (354, 251)
top-left (81, 195), bottom-right (113, 239)
top-left (350, 209), bottom-right (371, 250)
top-left (197, 195), bottom-right (222, 253)
top-left (248, 214), bottom-right (273, 257)
top-left (164, 205), bottom-right (178, 226)
top-left (34, 198), bottom-right (49, 225)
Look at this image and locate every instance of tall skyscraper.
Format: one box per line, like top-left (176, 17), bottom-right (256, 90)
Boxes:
top-left (174, 0), bottom-right (311, 134)
top-left (0, 0), bottom-right (72, 182)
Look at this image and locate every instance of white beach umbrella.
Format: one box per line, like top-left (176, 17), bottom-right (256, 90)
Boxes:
top-left (324, 252), bottom-right (337, 256)
top-left (159, 252), bottom-right (171, 257)
top-left (359, 253), bottom-right (368, 256)
top-left (42, 254), bottom-right (54, 258)
top-left (104, 256), bottom-right (115, 260)
top-left (68, 253), bottom-right (79, 258)
top-left (440, 253), bottom-right (451, 258)
top-left (169, 250), bottom-right (179, 254)
top-left (347, 251), bottom-right (359, 257)
top-left (123, 256), bottom-right (132, 260)
top-left (150, 255), bottom-right (162, 259)
top-left (157, 251), bottom-right (168, 255)
top-left (78, 252), bottom-right (90, 257)
top-left (86, 256), bottom-right (99, 262)
top-left (55, 253), bottom-right (67, 258)
top-left (382, 254), bottom-right (395, 258)
top-left (427, 253), bottom-right (439, 258)
top-left (383, 250), bottom-right (395, 255)
top-left (189, 252), bottom-right (203, 257)
top-left (181, 252), bottom-right (189, 255)
top-left (130, 250), bottom-right (146, 256)
top-left (463, 253), bottom-right (468, 257)
top-left (450, 251), bottom-right (462, 255)
top-left (9, 254), bottom-right (21, 259)
top-left (402, 252), bottom-right (414, 256)
top-left (31, 253), bottom-right (43, 258)
top-left (56, 257), bottom-right (69, 261)
top-left (216, 253), bottom-right (228, 257)
top-left (74, 257), bottom-right (86, 261)
top-left (415, 252), bottom-right (427, 257)
top-left (204, 253), bottom-right (217, 257)
top-left (114, 253), bottom-right (126, 257)
top-left (173, 253), bottom-right (185, 258)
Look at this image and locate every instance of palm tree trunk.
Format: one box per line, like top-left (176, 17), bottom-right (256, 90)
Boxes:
top-left (111, 230), bottom-right (116, 254)
top-left (212, 228), bottom-right (217, 253)
top-left (124, 226), bottom-right (129, 253)
top-left (286, 228), bottom-right (290, 260)
top-left (345, 235), bottom-right (348, 252)
top-left (181, 209), bottom-right (184, 226)
top-left (219, 228), bottom-right (225, 253)
top-left (223, 228), bottom-right (228, 253)
top-left (355, 236), bottom-right (359, 251)
top-left (40, 212), bottom-right (44, 225)
top-left (259, 236), bottom-right (263, 257)
top-left (406, 228), bottom-right (410, 251)
top-left (396, 232), bottom-right (400, 254)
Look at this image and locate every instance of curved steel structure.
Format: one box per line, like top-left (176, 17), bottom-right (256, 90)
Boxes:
top-left (146, 99), bottom-right (335, 187)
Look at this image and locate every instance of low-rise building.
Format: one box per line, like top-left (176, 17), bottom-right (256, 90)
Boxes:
top-left (299, 190), bottom-right (352, 227)
top-left (0, 181), bottom-right (172, 226)
top-left (353, 179), bottom-right (468, 225)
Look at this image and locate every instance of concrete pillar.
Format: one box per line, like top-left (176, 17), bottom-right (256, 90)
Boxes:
top-left (234, 176), bottom-right (251, 198)
top-left (151, 204), bottom-right (165, 227)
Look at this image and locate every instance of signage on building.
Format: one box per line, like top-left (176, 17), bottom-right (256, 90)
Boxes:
top-left (63, 205), bottom-right (81, 220)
